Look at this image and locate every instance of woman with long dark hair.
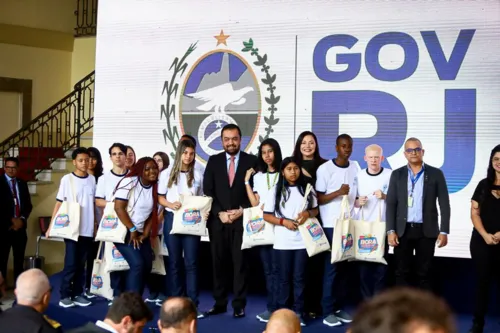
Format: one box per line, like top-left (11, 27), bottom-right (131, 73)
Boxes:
top-left (158, 140), bottom-right (205, 317)
top-left (113, 157), bottom-right (159, 296)
top-left (263, 157), bottom-right (319, 327)
top-left (292, 131), bottom-right (326, 318)
top-left (469, 144), bottom-right (500, 333)
top-left (244, 138), bottom-right (282, 322)
top-left (125, 146), bottom-right (136, 169)
top-left (292, 131), bottom-right (327, 183)
top-left (84, 147), bottom-right (103, 299)
top-left (153, 152), bottom-right (170, 172)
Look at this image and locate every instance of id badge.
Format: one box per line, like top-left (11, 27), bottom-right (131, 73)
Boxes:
top-left (13, 198), bottom-right (18, 206)
top-left (408, 196), bottom-right (413, 207)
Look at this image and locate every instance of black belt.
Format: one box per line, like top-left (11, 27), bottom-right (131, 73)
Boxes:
top-left (407, 222), bottom-right (423, 228)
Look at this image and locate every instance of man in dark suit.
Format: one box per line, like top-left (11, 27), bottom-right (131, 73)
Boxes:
top-left (68, 292), bottom-right (153, 332)
top-left (0, 157), bottom-right (33, 284)
top-left (386, 137), bottom-right (451, 290)
top-left (203, 124), bottom-right (257, 318)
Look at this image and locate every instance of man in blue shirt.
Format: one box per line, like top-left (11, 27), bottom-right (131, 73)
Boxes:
top-left (386, 138), bottom-right (450, 290)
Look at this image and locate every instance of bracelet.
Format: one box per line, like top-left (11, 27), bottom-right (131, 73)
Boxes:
top-left (244, 181), bottom-right (250, 185)
top-left (279, 218), bottom-right (284, 226)
top-left (129, 226), bottom-right (137, 233)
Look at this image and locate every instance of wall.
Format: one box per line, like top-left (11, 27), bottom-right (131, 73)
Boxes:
top-left (0, 92), bottom-right (21, 141)
top-left (71, 37), bottom-right (96, 87)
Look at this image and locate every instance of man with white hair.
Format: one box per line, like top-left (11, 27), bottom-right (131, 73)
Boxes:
top-left (0, 268), bottom-right (62, 332)
top-left (264, 309), bottom-right (301, 333)
top-left (355, 144), bottom-right (392, 299)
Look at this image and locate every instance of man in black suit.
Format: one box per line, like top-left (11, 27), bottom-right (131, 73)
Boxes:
top-left (68, 292), bottom-right (153, 332)
top-left (203, 124), bottom-right (257, 318)
top-left (0, 157), bottom-right (33, 284)
top-left (386, 137), bottom-right (451, 290)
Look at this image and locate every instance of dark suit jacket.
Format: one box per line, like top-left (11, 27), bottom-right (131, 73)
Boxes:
top-left (386, 164), bottom-right (450, 238)
top-left (0, 174), bottom-right (33, 231)
top-left (68, 322), bottom-right (110, 333)
top-left (203, 151), bottom-right (257, 230)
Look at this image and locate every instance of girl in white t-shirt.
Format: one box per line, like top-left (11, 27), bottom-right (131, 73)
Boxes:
top-left (158, 139), bottom-right (204, 316)
top-left (263, 157), bottom-right (319, 327)
top-left (113, 157), bottom-right (160, 296)
top-left (244, 138), bottom-right (282, 323)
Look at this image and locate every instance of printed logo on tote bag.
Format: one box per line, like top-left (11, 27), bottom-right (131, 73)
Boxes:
top-left (246, 215), bottom-right (265, 235)
top-left (182, 209), bottom-right (202, 225)
top-left (342, 233), bottom-right (354, 252)
top-left (306, 220), bottom-right (324, 241)
top-left (358, 235), bottom-right (379, 253)
top-left (54, 214), bottom-right (70, 228)
top-left (111, 246), bottom-right (125, 262)
top-left (101, 214), bottom-right (119, 230)
top-left (91, 275), bottom-right (104, 290)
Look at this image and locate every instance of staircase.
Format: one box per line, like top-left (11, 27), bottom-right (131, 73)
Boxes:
top-left (0, 71), bottom-right (95, 182)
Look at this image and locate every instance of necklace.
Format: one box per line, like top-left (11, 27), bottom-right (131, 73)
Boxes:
top-left (267, 171), bottom-right (279, 190)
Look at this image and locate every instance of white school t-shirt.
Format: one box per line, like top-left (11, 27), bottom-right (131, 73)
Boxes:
top-left (264, 185), bottom-right (318, 250)
top-left (56, 173), bottom-right (96, 237)
top-left (95, 169), bottom-right (128, 201)
top-left (164, 161), bottom-right (205, 176)
top-left (157, 168), bottom-right (204, 213)
top-left (356, 168), bottom-right (392, 222)
top-left (315, 159), bottom-right (360, 228)
top-left (253, 171), bottom-right (279, 207)
top-left (114, 176), bottom-right (154, 232)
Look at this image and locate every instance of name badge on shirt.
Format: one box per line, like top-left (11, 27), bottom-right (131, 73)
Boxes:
top-left (13, 198), bottom-right (18, 206)
top-left (408, 196), bottom-right (413, 207)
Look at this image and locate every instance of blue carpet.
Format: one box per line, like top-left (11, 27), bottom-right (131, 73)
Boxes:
top-left (45, 273), bottom-right (499, 333)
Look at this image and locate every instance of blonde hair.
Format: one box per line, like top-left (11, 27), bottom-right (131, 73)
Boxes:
top-left (365, 144), bottom-right (383, 156)
top-left (168, 140), bottom-right (196, 189)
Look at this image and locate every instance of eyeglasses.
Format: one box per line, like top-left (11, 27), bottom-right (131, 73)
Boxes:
top-left (405, 147), bottom-right (422, 154)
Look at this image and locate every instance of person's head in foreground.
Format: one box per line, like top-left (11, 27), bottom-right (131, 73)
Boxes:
top-left (14, 268), bottom-right (52, 313)
top-left (349, 287), bottom-right (456, 333)
top-left (104, 292), bottom-right (153, 333)
top-left (158, 297), bottom-right (197, 333)
top-left (263, 309), bottom-right (301, 333)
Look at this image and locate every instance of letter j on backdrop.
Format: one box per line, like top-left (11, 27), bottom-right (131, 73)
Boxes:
top-left (312, 29), bottom-right (476, 194)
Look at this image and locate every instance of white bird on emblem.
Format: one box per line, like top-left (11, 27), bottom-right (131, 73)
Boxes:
top-left (186, 83), bottom-right (254, 113)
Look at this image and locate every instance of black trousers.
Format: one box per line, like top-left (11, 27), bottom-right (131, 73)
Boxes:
top-left (208, 224), bottom-right (247, 309)
top-left (470, 231), bottom-right (500, 326)
top-left (85, 240), bottom-right (100, 290)
top-left (393, 224), bottom-right (436, 290)
top-left (0, 228), bottom-right (27, 285)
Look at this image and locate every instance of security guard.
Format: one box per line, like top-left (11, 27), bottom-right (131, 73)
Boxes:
top-left (0, 268), bottom-right (63, 332)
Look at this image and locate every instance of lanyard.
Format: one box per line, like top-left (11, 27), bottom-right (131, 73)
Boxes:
top-left (409, 167), bottom-right (424, 195)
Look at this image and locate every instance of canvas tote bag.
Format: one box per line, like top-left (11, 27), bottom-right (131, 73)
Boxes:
top-left (95, 187), bottom-right (136, 243)
top-left (352, 202), bottom-right (388, 265)
top-left (331, 195), bottom-right (356, 263)
top-left (170, 194), bottom-right (213, 236)
top-left (297, 184), bottom-right (330, 257)
top-left (151, 237), bottom-right (166, 275)
top-left (241, 205), bottom-right (274, 249)
top-left (159, 235), bottom-right (169, 256)
top-left (48, 175), bottom-right (80, 242)
top-left (89, 242), bottom-right (113, 300)
top-left (104, 242), bottom-right (130, 272)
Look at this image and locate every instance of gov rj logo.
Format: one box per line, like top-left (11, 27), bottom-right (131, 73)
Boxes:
top-left (161, 30), bottom-right (280, 162)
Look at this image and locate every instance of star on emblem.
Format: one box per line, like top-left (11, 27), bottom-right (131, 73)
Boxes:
top-left (214, 30), bottom-right (230, 46)
top-left (215, 120), bottom-right (223, 129)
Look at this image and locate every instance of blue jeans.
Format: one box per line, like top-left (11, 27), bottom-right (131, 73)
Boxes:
top-left (358, 238), bottom-right (388, 300)
top-left (275, 249), bottom-right (308, 314)
top-left (60, 236), bottom-right (93, 299)
top-left (164, 211), bottom-right (200, 306)
top-left (322, 227), bottom-right (350, 316)
top-left (147, 235), bottom-right (169, 298)
top-left (113, 232), bottom-right (153, 295)
top-left (260, 245), bottom-right (278, 312)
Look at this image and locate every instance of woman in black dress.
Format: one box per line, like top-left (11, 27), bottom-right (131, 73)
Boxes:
top-left (292, 131), bottom-right (327, 318)
top-left (469, 144), bottom-right (500, 333)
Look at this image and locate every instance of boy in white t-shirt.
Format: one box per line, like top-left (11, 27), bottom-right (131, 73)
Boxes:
top-left (316, 134), bottom-right (360, 327)
top-left (94, 143), bottom-right (129, 304)
top-left (355, 144), bottom-right (392, 300)
top-left (48, 147), bottom-right (96, 308)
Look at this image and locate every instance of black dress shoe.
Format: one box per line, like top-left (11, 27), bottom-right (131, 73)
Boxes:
top-left (205, 306), bottom-right (227, 316)
top-left (233, 308), bottom-right (245, 318)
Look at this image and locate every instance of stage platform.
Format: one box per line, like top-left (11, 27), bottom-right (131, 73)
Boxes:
top-left (39, 272), bottom-right (499, 333)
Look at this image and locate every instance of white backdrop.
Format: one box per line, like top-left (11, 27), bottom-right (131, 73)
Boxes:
top-left (93, 0), bottom-right (500, 258)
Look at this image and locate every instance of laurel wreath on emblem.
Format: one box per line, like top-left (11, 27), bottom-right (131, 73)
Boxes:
top-left (241, 39), bottom-right (280, 143)
top-left (161, 38), bottom-right (280, 157)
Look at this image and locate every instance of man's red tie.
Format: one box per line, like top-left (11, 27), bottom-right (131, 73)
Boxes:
top-left (11, 178), bottom-right (20, 218)
top-left (228, 156), bottom-right (235, 187)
